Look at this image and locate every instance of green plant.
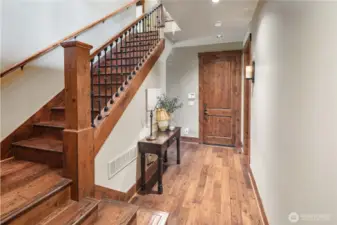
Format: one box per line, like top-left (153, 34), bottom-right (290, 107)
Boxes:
top-left (156, 94), bottom-right (183, 114)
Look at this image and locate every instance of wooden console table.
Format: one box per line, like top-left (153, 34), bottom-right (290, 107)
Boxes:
top-left (138, 127), bottom-right (181, 194)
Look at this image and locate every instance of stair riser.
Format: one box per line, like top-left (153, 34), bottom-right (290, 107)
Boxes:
top-left (98, 59), bottom-right (140, 67)
top-left (128, 213), bottom-right (137, 225)
top-left (13, 146), bottom-right (63, 168)
top-left (130, 32), bottom-right (158, 38)
top-left (74, 204), bottom-right (98, 225)
top-left (32, 126), bottom-right (63, 141)
top-left (113, 51), bottom-right (149, 59)
top-left (120, 46), bottom-right (151, 52)
top-left (130, 37), bottom-right (159, 42)
top-left (94, 51), bottom-right (146, 62)
top-left (50, 110), bottom-right (65, 121)
top-left (2, 186), bottom-right (70, 225)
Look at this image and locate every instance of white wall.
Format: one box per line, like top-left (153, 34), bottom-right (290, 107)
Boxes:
top-left (166, 42), bottom-right (242, 138)
top-left (1, 0), bottom-right (136, 140)
top-left (145, 0), bottom-right (159, 12)
top-left (250, 2), bottom-right (337, 224)
top-left (95, 38), bottom-right (172, 192)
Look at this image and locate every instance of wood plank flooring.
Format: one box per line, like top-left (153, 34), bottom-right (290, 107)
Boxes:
top-left (130, 142), bottom-right (263, 225)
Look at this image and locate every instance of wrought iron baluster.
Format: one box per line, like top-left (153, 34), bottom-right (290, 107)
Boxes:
top-left (150, 13), bottom-right (152, 46)
top-left (138, 21), bottom-right (141, 60)
top-left (128, 28), bottom-right (131, 69)
top-left (148, 15), bottom-right (151, 54)
top-left (115, 37), bottom-right (120, 98)
top-left (133, 25), bottom-right (136, 66)
top-left (104, 48), bottom-right (108, 112)
top-left (121, 34), bottom-right (124, 91)
top-left (90, 59), bottom-right (95, 127)
top-left (136, 21), bottom-right (140, 62)
top-left (97, 53), bottom-right (102, 120)
top-left (110, 42), bottom-right (114, 104)
top-left (157, 8), bottom-right (159, 43)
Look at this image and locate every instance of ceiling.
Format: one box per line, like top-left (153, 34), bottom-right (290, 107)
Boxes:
top-left (162, 0), bottom-right (258, 47)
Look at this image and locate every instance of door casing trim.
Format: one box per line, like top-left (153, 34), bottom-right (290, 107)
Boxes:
top-left (198, 50), bottom-right (242, 146)
top-left (243, 34), bottom-right (252, 163)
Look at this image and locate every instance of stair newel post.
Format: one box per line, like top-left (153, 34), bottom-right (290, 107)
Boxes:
top-left (61, 41), bottom-right (95, 201)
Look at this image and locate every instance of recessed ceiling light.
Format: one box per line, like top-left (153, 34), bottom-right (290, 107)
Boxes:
top-left (217, 34), bottom-right (223, 38)
top-left (212, 0), bottom-right (219, 3)
top-left (214, 21), bottom-right (222, 27)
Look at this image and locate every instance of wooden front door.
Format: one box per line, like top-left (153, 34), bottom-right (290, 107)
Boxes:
top-left (199, 51), bottom-right (241, 146)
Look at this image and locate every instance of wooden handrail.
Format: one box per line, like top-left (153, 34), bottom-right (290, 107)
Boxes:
top-left (0, 0), bottom-right (140, 78)
top-left (90, 3), bottom-right (162, 59)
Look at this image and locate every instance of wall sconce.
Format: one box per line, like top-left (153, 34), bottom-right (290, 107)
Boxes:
top-left (245, 61), bottom-right (255, 83)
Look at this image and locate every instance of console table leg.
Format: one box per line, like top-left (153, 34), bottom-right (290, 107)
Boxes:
top-left (158, 155), bottom-right (163, 194)
top-left (177, 137), bottom-right (181, 164)
top-left (141, 153), bottom-right (146, 191)
top-left (164, 150), bottom-right (168, 163)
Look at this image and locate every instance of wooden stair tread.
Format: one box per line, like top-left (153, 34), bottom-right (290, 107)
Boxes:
top-left (12, 138), bottom-right (63, 153)
top-left (136, 208), bottom-right (169, 225)
top-left (93, 199), bottom-right (139, 225)
top-left (0, 169), bottom-right (71, 224)
top-left (38, 198), bottom-right (99, 225)
top-left (0, 159), bottom-right (50, 194)
top-left (0, 158), bottom-right (36, 177)
top-left (33, 121), bottom-right (65, 129)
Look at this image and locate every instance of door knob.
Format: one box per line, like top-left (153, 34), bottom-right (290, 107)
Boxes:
top-left (204, 103), bottom-right (209, 121)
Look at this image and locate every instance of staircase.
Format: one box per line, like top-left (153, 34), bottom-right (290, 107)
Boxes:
top-left (1, 3), bottom-right (169, 225)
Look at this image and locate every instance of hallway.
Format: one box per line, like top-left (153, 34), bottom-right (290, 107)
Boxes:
top-left (130, 142), bottom-right (263, 225)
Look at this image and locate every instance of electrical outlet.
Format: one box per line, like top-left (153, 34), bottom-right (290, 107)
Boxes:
top-left (184, 128), bottom-right (189, 135)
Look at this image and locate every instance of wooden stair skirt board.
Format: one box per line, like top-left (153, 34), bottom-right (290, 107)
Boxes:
top-left (93, 39), bottom-right (165, 155)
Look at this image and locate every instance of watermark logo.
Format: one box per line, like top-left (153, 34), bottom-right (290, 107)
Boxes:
top-left (288, 212), bottom-right (331, 223)
top-left (288, 212), bottom-right (300, 223)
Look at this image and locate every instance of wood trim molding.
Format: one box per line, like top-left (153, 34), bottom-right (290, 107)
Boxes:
top-left (94, 39), bottom-right (165, 155)
top-left (198, 55), bottom-right (204, 144)
top-left (248, 166), bottom-right (269, 225)
top-left (0, 0), bottom-right (140, 78)
top-left (198, 50), bottom-right (242, 146)
top-left (181, 136), bottom-right (200, 143)
top-left (243, 33), bottom-right (252, 162)
top-left (95, 185), bottom-right (134, 202)
top-left (0, 90), bottom-right (64, 160)
top-left (243, 33), bottom-right (252, 52)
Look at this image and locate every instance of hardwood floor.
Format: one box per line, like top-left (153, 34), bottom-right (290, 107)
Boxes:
top-left (130, 142), bottom-right (263, 225)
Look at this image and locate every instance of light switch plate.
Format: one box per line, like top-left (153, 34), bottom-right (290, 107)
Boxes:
top-left (188, 93), bottom-right (196, 99)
